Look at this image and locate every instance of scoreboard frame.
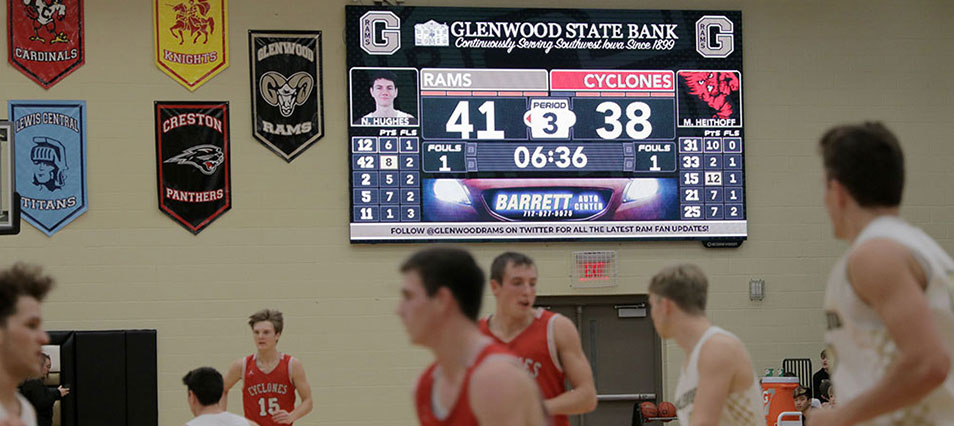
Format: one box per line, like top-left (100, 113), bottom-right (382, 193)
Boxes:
top-left (0, 121), bottom-right (19, 235)
top-left (346, 6), bottom-right (745, 244)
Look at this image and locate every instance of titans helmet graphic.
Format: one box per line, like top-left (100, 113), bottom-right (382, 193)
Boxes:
top-left (31, 136), bottom-right (69, 191)
top-left (164, 144), bottom-right (224, 175)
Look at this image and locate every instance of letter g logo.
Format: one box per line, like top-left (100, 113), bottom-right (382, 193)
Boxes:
top-left (695, 16), bottom-right (734, 58)
top-left (360, 11), bottom-right (401, 55)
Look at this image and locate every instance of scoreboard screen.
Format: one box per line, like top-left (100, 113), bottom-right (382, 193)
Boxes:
top-left (346, 6), bottom-right (744, 243)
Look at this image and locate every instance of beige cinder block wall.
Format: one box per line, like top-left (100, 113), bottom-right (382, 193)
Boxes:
top-left (1, 0), bottom-right (952, 424)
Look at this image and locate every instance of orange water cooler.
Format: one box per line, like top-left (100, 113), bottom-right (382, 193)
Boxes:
top-left (761, 377), bottom-right (800, 425)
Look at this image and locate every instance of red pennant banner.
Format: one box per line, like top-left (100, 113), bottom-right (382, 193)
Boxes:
top-left (7, 0), bottom-right (85, 88)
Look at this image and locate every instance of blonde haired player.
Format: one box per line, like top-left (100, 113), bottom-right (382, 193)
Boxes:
top-left (809, 123), bottom-right (954, 426)
top-left (648, 264), bottom-right (762, 426)
top-left (223, 310), bottom-right (313, 425)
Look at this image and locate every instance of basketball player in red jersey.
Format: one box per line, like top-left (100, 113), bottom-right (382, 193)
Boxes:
top-left (397, 247), bottom-right (549, 426)
top-left (480, 252), bottom-right (597, 426)
top-left (222, 309), bottom-right (313, 425)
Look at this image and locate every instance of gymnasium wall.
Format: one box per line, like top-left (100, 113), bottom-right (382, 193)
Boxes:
top-left (2, 0), bottom-right (952, 424)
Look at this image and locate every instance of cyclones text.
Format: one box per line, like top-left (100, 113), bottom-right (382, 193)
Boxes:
top-left (247, 382), bottom-right (288, 397)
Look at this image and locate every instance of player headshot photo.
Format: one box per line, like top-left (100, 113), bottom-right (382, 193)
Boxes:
top-left (677, 70), bottom-right (742, 128)
top-left (350, 68), bottom-right (419, 127)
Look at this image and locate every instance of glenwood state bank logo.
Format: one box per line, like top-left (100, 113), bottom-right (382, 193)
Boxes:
top-left (360, 11), bottom-right (400, 55)
top-left (415, 20), bottom-right (448, 47)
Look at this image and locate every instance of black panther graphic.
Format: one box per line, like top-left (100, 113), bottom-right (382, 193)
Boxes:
top-left (164, 144), bottom-right (224, 175)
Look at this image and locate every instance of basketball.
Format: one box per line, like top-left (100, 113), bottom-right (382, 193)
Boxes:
top-left (658, 401), bottom-right (676, 418)
top-left (639, 401), bottom-right (658, 418)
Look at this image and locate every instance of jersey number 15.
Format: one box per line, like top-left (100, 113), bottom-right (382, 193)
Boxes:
top-left (258, 397), bottom-right (280, 416)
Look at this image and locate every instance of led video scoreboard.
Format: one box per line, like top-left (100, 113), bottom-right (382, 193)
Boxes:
top-left (347, 6), bottom-right (744, 242)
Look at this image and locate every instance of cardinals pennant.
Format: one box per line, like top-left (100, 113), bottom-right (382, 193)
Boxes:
top-left (155, 102), bottom-right (230, 234)
top-left (154, 0), bottom-right (228, 91)
top-left (249, 30), bottom-right (324, 162)
top-left (7, 0), bottom-right (85, 88)
top-left (9, 100), bottom-right (88, 236)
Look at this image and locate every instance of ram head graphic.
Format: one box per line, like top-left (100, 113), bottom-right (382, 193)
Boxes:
top-left (260, 71), bottom-right (314, 118)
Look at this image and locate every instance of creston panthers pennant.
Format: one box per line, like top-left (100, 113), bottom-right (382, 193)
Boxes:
top-left (249, 30), bottom-right (324, 162)
top-left (7, 0), bottom-right (85, 88)
top-left (154, 0), bottom-right (228, 91)
top-left (9, 100), bottom-right (87, 236)
top-left (155, 102), bottom-right (230, 234)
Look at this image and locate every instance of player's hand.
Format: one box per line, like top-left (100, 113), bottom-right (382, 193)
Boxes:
top-left (58, 386), bottom-right (70, 397)
top-left (805, 407), bottom-right (847, 426)
top-left (271, 409), bottom-right (293, 424)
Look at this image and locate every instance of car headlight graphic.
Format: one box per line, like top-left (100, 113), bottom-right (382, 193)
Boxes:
top-left (622, 179), bottom-right (659, 203)
top-left (433, 179), bottom-right (471, 205)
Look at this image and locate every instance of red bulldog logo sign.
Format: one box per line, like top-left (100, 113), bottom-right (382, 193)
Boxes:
top-left (7, 0), bottom-right (85, 88)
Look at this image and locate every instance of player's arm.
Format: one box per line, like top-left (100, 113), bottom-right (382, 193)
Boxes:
top-left (277, 358), bottom-right (313, 424)
top-left (471, 356), bottom-right (548, 426)
top-left (808, 239), bottom-right (951, 426)
top-left (221, 358), bottom-right (243, 410)
top-left (545, 315), bottom-right (597, 415)
top-left (690, 336), bottom-right (741, 426)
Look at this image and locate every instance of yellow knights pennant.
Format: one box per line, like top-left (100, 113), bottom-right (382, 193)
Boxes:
top-left (153, 0), bottom-right (229, 91)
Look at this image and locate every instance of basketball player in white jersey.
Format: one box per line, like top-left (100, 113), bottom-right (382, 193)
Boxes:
top-left (648, 264), bottom-right (763, 426)
top-left (808, 123), bottom-right (954, 426)
top-left (183, 367), bottom-right (258, 426)
top-left (0, 263), bottom-right (55, 426)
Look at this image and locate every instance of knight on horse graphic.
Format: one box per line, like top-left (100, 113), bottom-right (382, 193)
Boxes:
top-left (22, 0), bottom-right (69, 44)
top-left (169, 0), bottom-right (214, 45)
